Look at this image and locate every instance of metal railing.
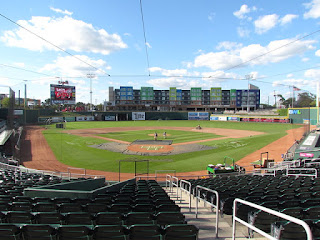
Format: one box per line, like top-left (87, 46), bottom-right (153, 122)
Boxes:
top-left (195, 185), bottom-right (219, 238)
top-left (166, 174), bottom-right (172, 191)
top-left (286, 168), bottom-right (318, 178)
top-left (232, 198), bottom-right (313, 240)
top-left (180, 180), bottom-right (192, 211)
top-left (171, 176), bottom-right (180, 201)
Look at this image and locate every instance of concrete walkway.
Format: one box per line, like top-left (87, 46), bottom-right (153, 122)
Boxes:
top-left (166, 186), bottom-right (267, 240)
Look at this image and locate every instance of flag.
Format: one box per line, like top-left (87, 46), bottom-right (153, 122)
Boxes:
top-left (293, 86), bottom-right (301, 91)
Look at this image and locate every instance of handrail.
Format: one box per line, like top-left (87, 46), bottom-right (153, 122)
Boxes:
top-left (166, 174), bottom-right (172, 190)
top-left (286, 168), bottom-right (318, 178)
top-left (195, 185), bottom-right (219, 238)
top-left (232, 198), bottom-right (313, 240)
top-left (180, 180), bottom-right (192, 211)
top-left (253, 168), bottom-right (276, 176)
top-left (172, 176), bottom-right (180, 201)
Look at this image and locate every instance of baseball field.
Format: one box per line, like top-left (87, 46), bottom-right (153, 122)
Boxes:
top-left (26, 120), bottom-right (302, 175)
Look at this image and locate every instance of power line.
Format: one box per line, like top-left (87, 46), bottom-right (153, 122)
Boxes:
top-left (139, 0), bottom-right (151, 76)
top-left (0, 13), bottom-right (110, 76)
top-left (0, 63), bottom-right (53, 77)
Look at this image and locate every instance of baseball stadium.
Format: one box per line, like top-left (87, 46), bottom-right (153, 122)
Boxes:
top-left (1, 1), bottom-right (320, 239)
top-left (1, 93), bottom-right (320, 239)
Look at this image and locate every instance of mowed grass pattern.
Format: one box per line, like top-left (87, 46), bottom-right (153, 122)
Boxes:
top-left (97, 129), bottom-right (222, 144)
top-left (43, 120), bottom-right (301, 173)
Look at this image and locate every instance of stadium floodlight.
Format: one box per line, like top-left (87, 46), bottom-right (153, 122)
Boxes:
top-left (87, 73), bottom-right (95, 111)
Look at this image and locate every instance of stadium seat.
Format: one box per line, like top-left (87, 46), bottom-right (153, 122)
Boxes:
top-left (0, 223), bottom-right (22, 240)
top-left (271, 221), bottom-right (307, 240)
top-left (33, 202), bottom-right (57, 212)
top-left (163, 224), bottom-right (199, 240)
top-left (125, 212), bottom-right (154, 225)
top-left (21, 224), bottom-right (57, 240)
top-left (84, 203), bottom-right (108, 214)
top-left (6, 211), bottom-right (35, 224)
top-left (95, 212), bottom-right (123, 225)
top-left (57, 225), bottom-right (92, 240)
top-left (64, 212), bottom-right (94, 225)
top-left (57, 203), bottom-right (83, 213)
top-left (128, 224), bottom-right (162, 240)
top-left (155, 212), bottom-right (186, 227)
top-left (34, 212), bottom-right (64, 224)
top-left (92, 225), bottom-right (127, 240)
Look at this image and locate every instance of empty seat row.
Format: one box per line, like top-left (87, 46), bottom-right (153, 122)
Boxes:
top-left (0, 223), bottom-right (199, 240)
top-left (0, 211), bottom-right (186, 226)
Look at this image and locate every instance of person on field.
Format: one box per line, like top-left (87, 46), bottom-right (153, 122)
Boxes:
top-left (163, 131), bottom-right (167, 139)
top-left (154, 132), bottom-right (158, 141)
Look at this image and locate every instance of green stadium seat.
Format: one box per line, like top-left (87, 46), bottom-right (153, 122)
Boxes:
top-left (163, 224), bottom-right (199, 240)
top-left (92, 225), bottom-right (127, 240)
top-left (21, 224), bottom-right (57, 240)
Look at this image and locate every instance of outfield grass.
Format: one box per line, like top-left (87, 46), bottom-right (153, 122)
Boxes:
top-left (43, 120), bottom-right (301, 173)
top-left (97, 129), bottom-right (222, 144)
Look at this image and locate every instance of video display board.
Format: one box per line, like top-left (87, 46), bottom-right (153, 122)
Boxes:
top-left (50, 84), bottom-right (76, 104)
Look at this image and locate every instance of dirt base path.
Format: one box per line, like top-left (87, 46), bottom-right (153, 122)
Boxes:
top-left (20, 125), bottom-right (305, 181)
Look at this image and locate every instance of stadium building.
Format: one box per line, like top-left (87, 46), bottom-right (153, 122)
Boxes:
top-left (107, 84), bottom-right (260, 112)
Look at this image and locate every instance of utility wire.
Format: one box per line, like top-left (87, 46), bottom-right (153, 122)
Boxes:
top-left (139, 0), bottom-right (151, 76)
top-left (0, 13), bottom-right (110, 76)
top-left (0, 63), bottom-right (53, 77)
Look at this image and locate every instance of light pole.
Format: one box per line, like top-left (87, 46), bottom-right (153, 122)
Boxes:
top-left (87, 73), bottom-right (95, 111)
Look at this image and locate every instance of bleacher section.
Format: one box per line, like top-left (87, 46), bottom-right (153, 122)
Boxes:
top-left (181, 174), bottom-right (320, 239)
top-left (0, 168), bottom-right (199, 240)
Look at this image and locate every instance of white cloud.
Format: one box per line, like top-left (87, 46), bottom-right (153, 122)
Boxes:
top-left (216, 41), bottom-right (243, 50)
top-left (237, 27), bottom-right (250, 38)
top-left (146, 42), bottom-right (152, 48)
top-left (193, 38), bottom-right (315, 70)
top-left (50, 7), bottom-right (73, 15)
top-left (233, 5), bottom-right (256, 20)
top-left (315, 49), bottom-right (320, 56)
top-left (305, 68), bottom-right (320, 78)
top-left (40, 55), bottom-right (111, 79)
top-left (273, 77), bottom-right (316, 89)
top-left (208, 12), bottom-right (215, 22)
top-left (280, 14), bottom-right (299, 25)
top-left (0, 16), bottom-right (127, 55)
top-left (304, 0), bottom-right (320, 19)
top-left (287, 74), bottom-right (294, 78)
top-left (149, 67), bottom-right (197, 77)
top-left (302, 57), bottom-right (310, 62)
top-left (254, 14), bottom-right (279, 34)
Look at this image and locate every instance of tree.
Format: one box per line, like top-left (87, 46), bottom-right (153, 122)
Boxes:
top-left (1, 97), bottom-right (9, 108)
top-left (296, 92), bottom-right (315, 107)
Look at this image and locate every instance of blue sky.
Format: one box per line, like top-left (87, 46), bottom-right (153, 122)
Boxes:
top-left (1, 0), bottom-right (320, 105)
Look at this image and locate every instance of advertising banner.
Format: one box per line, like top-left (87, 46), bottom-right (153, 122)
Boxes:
top-left (105, 116), bottom-right (116, 121)
top-left (132, 112), bottom-right (145, 121)
top-left (210, 116), bottom-right (219, 121)
top-left (76, 116), bottom-right (94, 121)
top-left (227, 117), bottom-right (238, 121)
top-left (218, 116), bottom-right (227, 121)
top-left (188, 112), bottom-right (209, 120)
top-left (64, 117), bottom-right (76, 122)
top-left (51, 117), bottom-right (64, 123)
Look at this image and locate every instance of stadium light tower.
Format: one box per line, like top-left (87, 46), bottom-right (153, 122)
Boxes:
top-left (87, 73), bottom-right (95, 111)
